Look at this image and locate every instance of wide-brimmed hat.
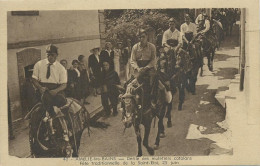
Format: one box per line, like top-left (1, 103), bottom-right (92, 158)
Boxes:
top-left (90, 45), bottom-right (100, 53)
top-left (46, 44), bottom-right (58, 54)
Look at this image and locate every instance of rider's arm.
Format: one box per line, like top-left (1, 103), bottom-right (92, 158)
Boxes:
top-left (192, 23), bottom-right (198, 36)
top-left (31, 78), bottom-right (46, 94)
top-left (180, 24), bottom-right (189, 43)
top-left (51, 83), bottom-right (67, 94)
top-left (201, 20), bottom-right (210, 33)
top-left (162, 31), bottom-right (170, 47)
top-left (176, 32), bottom-right (183, 51)
top-left (195, 14), bottom-right (201, 24)
top-left (130, 44), bottom-right (139, 71)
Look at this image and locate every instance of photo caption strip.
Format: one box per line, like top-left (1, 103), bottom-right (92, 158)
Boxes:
top-left (62, 156), bottom-right (193, 165)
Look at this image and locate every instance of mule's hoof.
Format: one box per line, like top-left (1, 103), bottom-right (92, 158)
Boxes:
top-left (160, 133), bottom-right (166, 138)
top-left (167, 121), bottom-right (172, 128)
top-left (153, 144), bottom-right (159, 150)
top-left (137, 153), bottom-right (142, 157)
top-left (147, 147), bottom-right (154, 155)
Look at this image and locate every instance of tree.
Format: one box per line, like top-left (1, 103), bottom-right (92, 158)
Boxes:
top-left (104, 9), bottom-right (188, 47)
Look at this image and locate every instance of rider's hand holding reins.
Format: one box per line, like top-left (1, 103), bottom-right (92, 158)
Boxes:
top-left (39, 86), bottom-right (48, 94)
top-left (49, 89), bottom-right (58, 96)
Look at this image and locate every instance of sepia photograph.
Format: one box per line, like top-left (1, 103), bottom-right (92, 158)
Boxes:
top-left (1, 0), bottom-right (260, 165)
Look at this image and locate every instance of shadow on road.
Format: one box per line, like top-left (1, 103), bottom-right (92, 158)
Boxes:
top-left (166, 83), bottom-right (227, 155)
top-left (90, 120), bottom-right (111, 129)
top-left (214, 68), bottom-right (238, 80)
top-left (214, 53), bottom-right (239, 62)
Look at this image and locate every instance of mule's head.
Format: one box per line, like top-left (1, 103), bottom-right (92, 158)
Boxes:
top-left (120, 85), bottom-right (142, 128)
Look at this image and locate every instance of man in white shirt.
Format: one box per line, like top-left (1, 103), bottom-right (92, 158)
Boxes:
top-left (32, 44), bottom-right (68, 140)
top-left (162, 18), bottom-right (182, 53)
top-left (181, 14), bottom-right (197, 45)
top-left (195, 9), bottom-right (206, 25)
top-left (198, 13), bottom-right (211, 34)
top-left (32, 44), bottom-right (67, 110)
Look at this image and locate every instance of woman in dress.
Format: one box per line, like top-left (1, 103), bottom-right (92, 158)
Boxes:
top-left (78, 55), bottom-right (90, 104)
top-left (100, 60), bottom-right (120, 116)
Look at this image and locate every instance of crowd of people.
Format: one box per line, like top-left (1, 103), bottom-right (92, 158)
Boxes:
top-left (56, 40), bottom-right (132, 117)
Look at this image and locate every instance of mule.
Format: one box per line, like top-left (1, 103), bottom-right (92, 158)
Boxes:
top-left (185, 36), bottom-right (203, 95)
top-left (25, 95), bottom-right (90, 157)
top-left (196, 32), bottom-right (217, 72)
top-left (212, 19), bottom-right (224, 49)
top-left (120, 75), bottom-right (169, 156)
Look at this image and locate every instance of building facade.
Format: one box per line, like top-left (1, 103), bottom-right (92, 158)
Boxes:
top-left (7, 10), bottom-right (105, 121)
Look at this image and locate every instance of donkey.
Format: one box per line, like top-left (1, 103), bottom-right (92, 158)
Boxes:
top-left (120, 75), bottom-right (170, 156)
top-left (196, 32), bottom-right (217, 72)
top-left (25, 93), bottom-right (90, 158)
top-left (184, 32), bottom-right (203, 94)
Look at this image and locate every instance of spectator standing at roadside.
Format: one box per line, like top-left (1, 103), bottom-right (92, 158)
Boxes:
top-left (88, 47), bottom-right (102, 96)
top-left (114, 41), bottom-right (122, 77)
top-left (100, 60), bottom-right (120, 117)
top-left (122, 39), bottom-right (132, 81)
top-left (78, 55), bottom-right (90, 104)
top-left (100, 42), bottom-right (115, 70)
top-left (67, 60), bottom-right (81, 100)
top-left (60, 59), bottom-right (72, 97)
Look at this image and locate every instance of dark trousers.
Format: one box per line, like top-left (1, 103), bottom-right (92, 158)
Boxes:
top-left (40, 83), bottom-right (67, 117)
top-left (101, 92), bottom-right (118, 114)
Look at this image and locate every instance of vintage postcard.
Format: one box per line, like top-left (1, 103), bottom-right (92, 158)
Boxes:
top-left (0, 0), bottom-right (260, 165)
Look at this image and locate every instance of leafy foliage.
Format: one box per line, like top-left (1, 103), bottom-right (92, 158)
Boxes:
top-left (104, 9), bottom-right (188, 47)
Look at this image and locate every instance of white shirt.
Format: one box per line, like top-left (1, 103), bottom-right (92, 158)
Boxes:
top-left (162, 28), bottom-right (182, 46)
top-left (201, 19), bottom-right (211, 33)
top-left (195, 14), bottom-right (203, 24)
top-left (105, 49), bottom-right (112, 57)
top-left (74, 68), bottom-right (80, 77)
top-left (94, 54), bottom-right (100, 62)
top-left (32, 58), bottom-right (67, 84)
top-left (180, 22), bottom-right (197, 38)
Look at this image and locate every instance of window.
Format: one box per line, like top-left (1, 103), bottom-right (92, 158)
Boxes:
top-left (11, 11), bottom-right (39, 16)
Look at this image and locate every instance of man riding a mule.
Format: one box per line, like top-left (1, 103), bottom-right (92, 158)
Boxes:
top-left (180, 14), bottom-right (202, 95)
top-left (162, 17), bottom-right (191, 110)
top-left (195, 13), bottom-right (218, 71)
top-left (119, 28), bottom-right (172, 156)
top-left (31, 44), bottom-right (69, 142)
top-left (130, 28), bottom-right (170, 109)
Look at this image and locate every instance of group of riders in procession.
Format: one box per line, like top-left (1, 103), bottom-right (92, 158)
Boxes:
top-left (26, 9), bottom-right (239, 157)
